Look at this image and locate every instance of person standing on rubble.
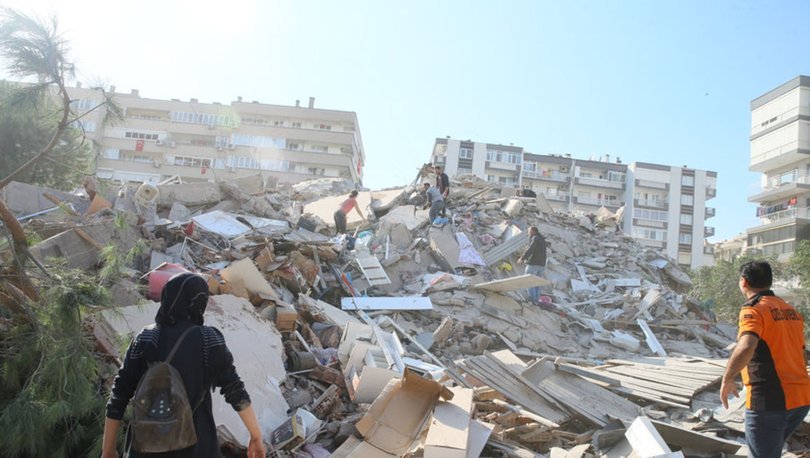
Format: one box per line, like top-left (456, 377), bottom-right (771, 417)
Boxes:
top-left (434, 164), bottom-right (450, 217)
top-left (101, 273), bottom-right (266, 458)
top-left (720, 261), bottom-right (810, 458)
top-left (422, 182), bottom-right (445, 223)
top-left (517, 226), bottom-right (547, 303)
top-left (334, 190), bottom-right (366, 235)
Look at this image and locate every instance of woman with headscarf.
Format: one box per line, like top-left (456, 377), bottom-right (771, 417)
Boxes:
top-left (101, 273), bottom-right (265, 458)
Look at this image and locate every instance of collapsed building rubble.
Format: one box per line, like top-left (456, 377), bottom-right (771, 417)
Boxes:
top-left (5, 173), bottom-right (810, 457)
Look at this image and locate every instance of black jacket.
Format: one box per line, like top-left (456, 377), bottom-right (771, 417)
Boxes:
top-left (521, 233), bottom-right (547, 266)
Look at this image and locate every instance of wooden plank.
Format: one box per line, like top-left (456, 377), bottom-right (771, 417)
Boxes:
top-left (473, 274), bottom-right (550, 292)
top-left (341, 296), bottom-right (432, 311)
top-left (650, 419), bottom-right (742, 454)
top-left (625, 417), bottom-right (683, 457)
top-left (483, 231), bottom-right (529, 266)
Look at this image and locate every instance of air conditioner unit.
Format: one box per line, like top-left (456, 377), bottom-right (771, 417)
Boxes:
top-left (227, 144), bottom-right (235, 150)
top-left (559, 166), bottom-right (569, 173)
top-left (169, 141), bottom-right (177, 148)
top-left (156, 139), bottom-right (164, 146)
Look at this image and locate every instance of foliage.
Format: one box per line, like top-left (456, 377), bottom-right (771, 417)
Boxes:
top-left (786, 240), bottom-right (810, 317)
top-left (0, 267), bottom-right (110, 457)
top-left (0, 81), bottom-right (92, 189)
top-left (690, 253), bottom-right (783, 323)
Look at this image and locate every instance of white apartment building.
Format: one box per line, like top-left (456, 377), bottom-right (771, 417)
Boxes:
top-left (66, 85), bottom-right (365, 186)
top-left (431, 138), bottom-right (717, 269)
top-left (747, 75), bottom-right (810, 259)
top-left (624, 163), bottom-right (717, 268)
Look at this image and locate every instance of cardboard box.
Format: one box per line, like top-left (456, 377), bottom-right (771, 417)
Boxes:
top-left (354, 369), bottom-right (453, 456)
top-left (275, 303), bottom-right (298, 332)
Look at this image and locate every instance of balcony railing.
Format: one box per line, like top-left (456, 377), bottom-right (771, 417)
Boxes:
top-left (761, 174), bottom-right (810, 191)
top-left (635, 179), bottom-right (668, 190)
top-left (706, 187), bottom-right (717, 198)
top-left (635, 198), bottom-right (668, 209)
top-left (704, 226), bottom-right (715, 237)
top-left (751, 140), bottom-right (810, 166)
top-left (576, 176), bottom-right (625, 189)
top-left (758, 207), bottom-right (810, 224)
top-left (544, 192), bottom-right (570, 201)
top-left (576, 196), bottom-right (621, 207)
top-left (705, 207), bottom-right (716, 218)
top-left (524, 170), bottom-right (569, 182)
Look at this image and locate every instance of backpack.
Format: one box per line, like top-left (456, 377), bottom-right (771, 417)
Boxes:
top-left (130, 326), bottom-right (199, 453)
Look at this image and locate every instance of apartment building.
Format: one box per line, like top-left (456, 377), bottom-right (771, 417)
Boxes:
top-left (624, 163), bottom-right (717, 268)
top-left (66, 85), bottom-right (365, 186)
top-left (746, 75), bottom-right (810, 260)
top-left (431, 138), bottom-right (717, 269)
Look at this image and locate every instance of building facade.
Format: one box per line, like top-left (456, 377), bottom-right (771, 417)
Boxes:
top-left (431, 138), bottom-right (717, 269)
top-left (67, 85), bottom-right (365, 186)
top-left (746, 75), bottom-right (810, 260)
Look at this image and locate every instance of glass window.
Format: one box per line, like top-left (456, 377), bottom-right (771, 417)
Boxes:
top-left (681, 175), bottom-right (695, 186)
top-left (679, 232), bottom-right (692, 244)
top-left (459, 147), bottom-right (473, 159)
top-left (680, 214), bottom-right (693, 225)
top-left (681, 194), bottom-right (694, 205)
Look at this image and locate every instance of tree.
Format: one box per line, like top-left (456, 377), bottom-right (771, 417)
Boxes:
top-left (0, 9), bottom-right (120, 456)
top-left (690, 253), bottom-right (782, 323)
top-left (0, 80), bottom-right (91, 190)
top-left (786, 239), bottom-right (810, 315)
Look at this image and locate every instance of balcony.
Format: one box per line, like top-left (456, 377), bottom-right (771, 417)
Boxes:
top-left (575, 176), bottom-right (626, 190)
top-left (749, 140), bottom-right (810, 173)
top-left (635, 179), bottom-right (669, 190)
top-left (523, 170), bottom-right (569, 182)
top-left (705, 207), bottom-right (716, 218)
top-left (544, 192), bottom-right (570, 202)
top-left (748, 175), bottom-right (810, 203)
top-left (705, 226), bottom-right (715, 237)
top-left (575, 196), bottom-right (622, 208)
top-left (634, 198), bottom-right (668, 210)
top-left (706, 187), bottom-right (717, 199)
top-left (637, 238), bottom-right (665, 249)
top-left (704, 245), bottom-right (715, 255)
top-left (757, 207), bottom-right (810, 226)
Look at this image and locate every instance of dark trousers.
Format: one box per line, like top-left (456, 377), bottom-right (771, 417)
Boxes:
top-left (745, 405), bottom-right (810, 458)
top-left (334, 210), bottom-right (347, 234)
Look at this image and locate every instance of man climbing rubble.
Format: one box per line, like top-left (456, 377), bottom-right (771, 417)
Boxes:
top-left (517, 226), bottom-right (548, 303)
top-left (434, 164), bottom-right (450, 217)
top-left (422, 182), bottom-right (445, 224)
top-left (720, 261), bottom-right (810, 458)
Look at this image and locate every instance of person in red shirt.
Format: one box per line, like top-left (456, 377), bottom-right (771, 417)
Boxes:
top-left (721, 261), bottom-right (810, 458)
top-left (334, 190), bottom-right (365, 234)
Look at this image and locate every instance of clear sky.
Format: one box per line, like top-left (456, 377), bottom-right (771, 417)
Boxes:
top-left (3, 0), bottom-right (809, 242)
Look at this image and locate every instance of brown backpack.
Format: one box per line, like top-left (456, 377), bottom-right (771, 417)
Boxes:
top-left (130, 326), bottom-right (199, 453)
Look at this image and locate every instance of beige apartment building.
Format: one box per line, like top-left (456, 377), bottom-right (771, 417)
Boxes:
top-left (431, 138), bottom-right (717, 269)
top-left (746, 75), bottom-right (810, 259)
top-left (66, 85), bottom-right (365, 186)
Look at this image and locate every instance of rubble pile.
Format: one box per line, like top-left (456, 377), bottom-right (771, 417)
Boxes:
top-left (5, 174), bottom-right (809, 457)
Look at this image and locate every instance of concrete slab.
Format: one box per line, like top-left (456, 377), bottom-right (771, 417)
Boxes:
top-left (370, 188), bottom-right (407, 212)
top-left (302, 191), bottom-right (372, 229)
top-left (94, 295), bottom-right (290, 446)
top-left (378, 205), bottom-right (431, 231)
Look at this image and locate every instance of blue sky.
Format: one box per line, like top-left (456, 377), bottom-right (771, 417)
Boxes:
top-left (5, 0), bottom-right (810, 241)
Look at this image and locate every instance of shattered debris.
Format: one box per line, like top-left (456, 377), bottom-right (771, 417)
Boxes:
top-left (3, 173), bottom-right (774, 457)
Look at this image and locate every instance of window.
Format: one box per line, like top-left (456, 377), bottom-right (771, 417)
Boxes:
top-left (635, 209), bottom-right (668, 221)
top-left (70, 99), bottom-right (95, 112)
top-left (230, 134), bottom-right (287, 149)
top-left (242, 117), bottom-right (269, 125)
top-left (633, 228), bottom-right (666, 240)
top-left (77, 120), bottom-right (96, 133)
top-left (274, 120), bottom-right (285, 127)
top-left (288, 143), bottom-right (301, 151)
top-left (292, 122), bottom-right (302, 128)
top-left (170, 111), bottom-right (233, 127)
top-left (680, 214), bottom-right (693, 225)
top-left (124, 131), bottom-right (159, 140)
top-left (680, 194), bottom-right (694, 205)
top-left (311, 145), bottom-right (329, 153)
top-left (523, 161), bottom-right (537, 172)
top-left (173, 155), bottom-right (212, 168)
top-left (681, 175), bottom-right (694, 186)
top-left (679, 233), bottom-right (693, 244)
top-left (459, 147), bottom-right (473, 159)
top-left (103, 148), bottom-right (120, 160)
top-left (607, 171), bottom-right (625, 182)
top-left (315, 124), bottom-right (331, 130)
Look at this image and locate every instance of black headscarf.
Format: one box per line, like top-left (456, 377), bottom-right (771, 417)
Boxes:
top-left (155, 273), bottom-right (209, 326)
